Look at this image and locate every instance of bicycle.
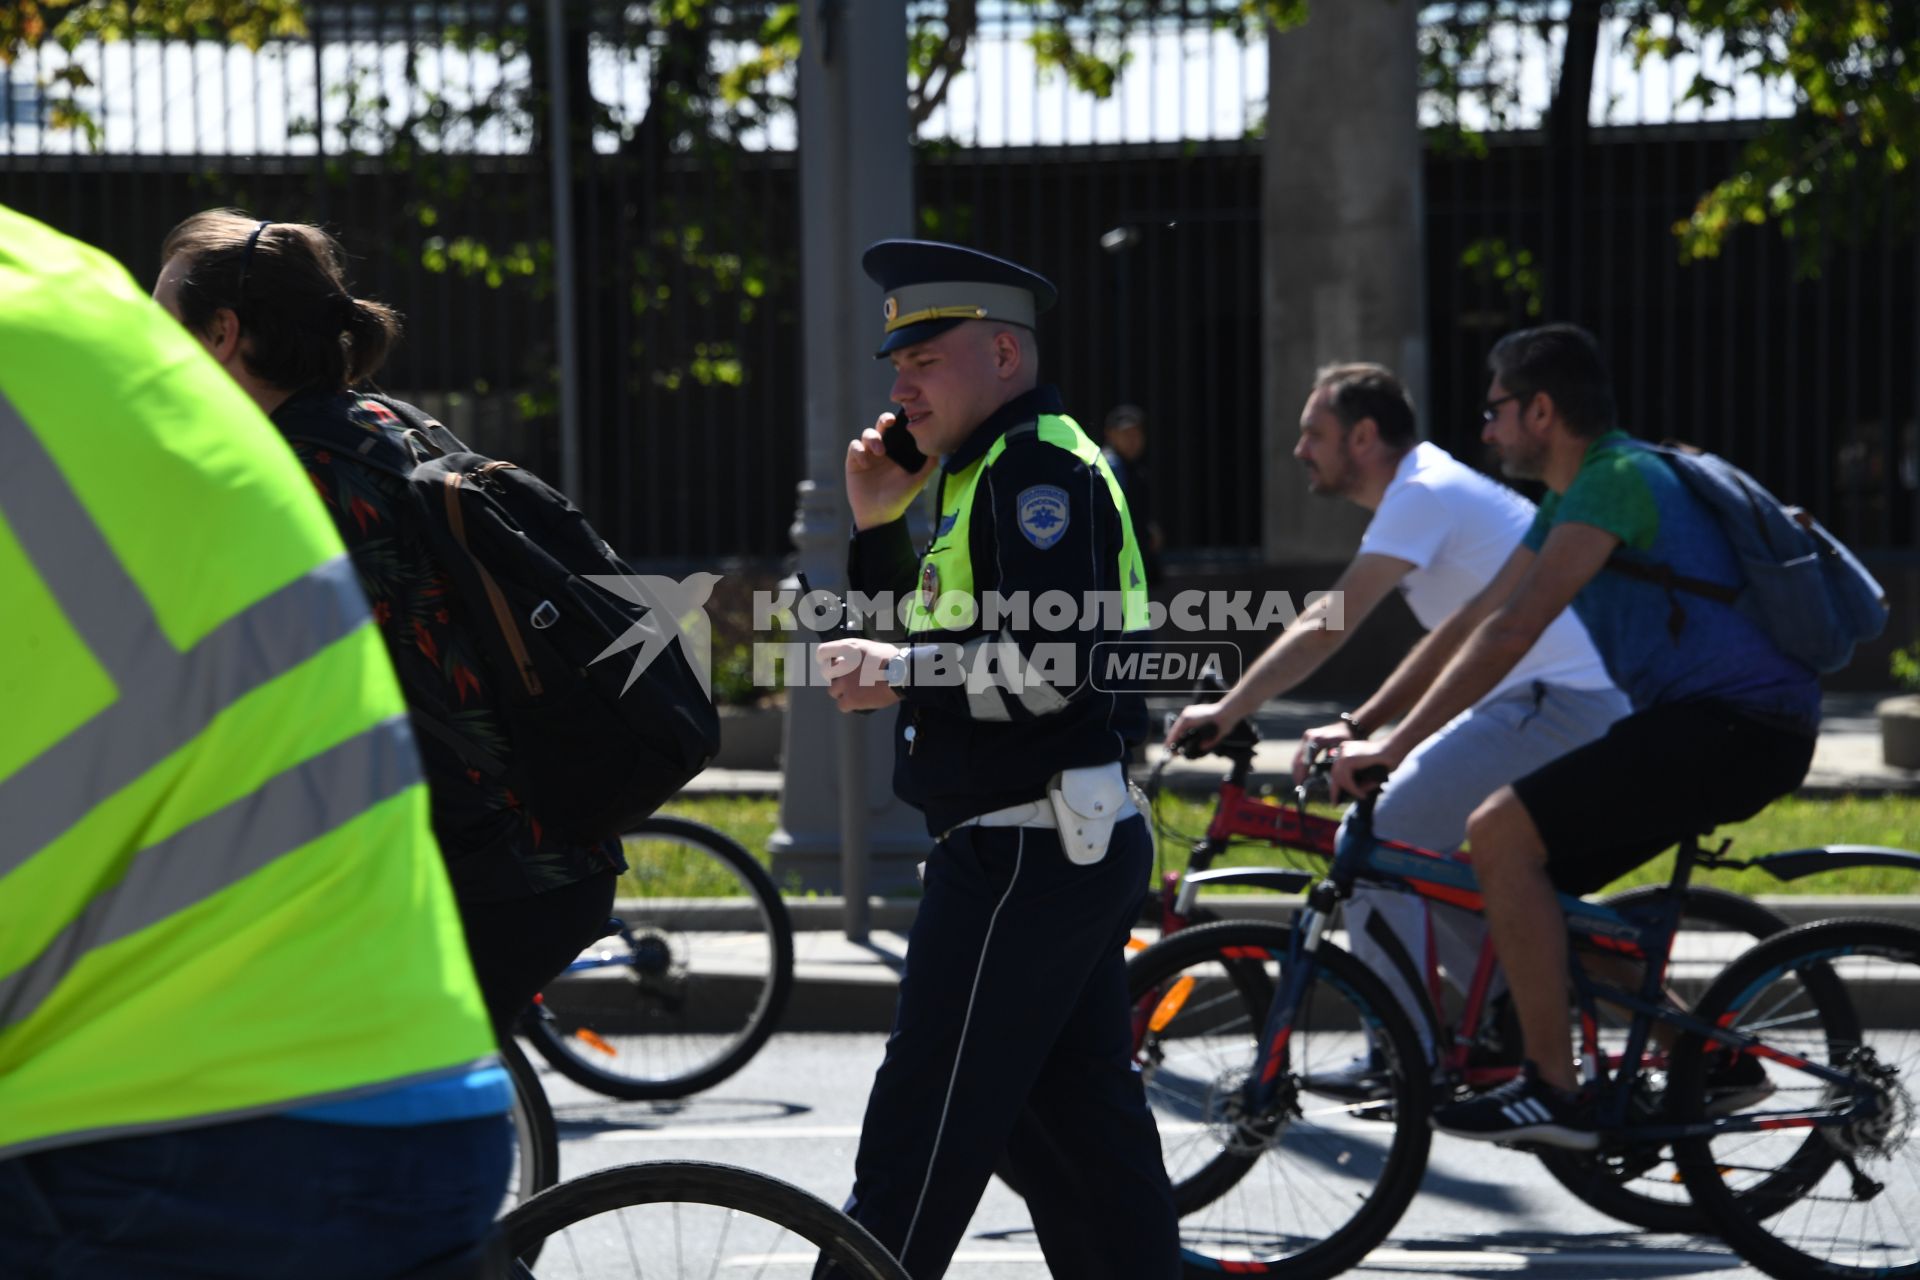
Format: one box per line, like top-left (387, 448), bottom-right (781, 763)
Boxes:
top-left (517, 815), bottom-right (795, 1101)
top-left (1138, 719), bottom-right (1802, 1231)
top-left (1128, 776), bottom-right (1920, 1279)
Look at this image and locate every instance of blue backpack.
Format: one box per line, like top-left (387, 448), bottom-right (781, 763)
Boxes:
top-left (1607, 442), bottom-right (1889, 674)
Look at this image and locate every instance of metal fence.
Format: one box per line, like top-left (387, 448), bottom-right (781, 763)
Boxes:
top-left (3, 2), bottom-right (1914, 562)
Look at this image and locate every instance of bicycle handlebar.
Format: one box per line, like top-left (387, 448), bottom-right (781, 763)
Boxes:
top-left (1297, 751), bottom-right (1390, 803)
top-left (1163, 713), bottom-right (1260, 761)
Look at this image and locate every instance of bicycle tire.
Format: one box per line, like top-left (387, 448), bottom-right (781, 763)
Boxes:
top-left (1135, 892), bottom-right (1222, 935)
top-left (502, 1037), bottom-right (561, 1206)
top-left (1536, 884), bottom-right (1791, 1233)
top-left (524, 816), bottom-right (795, 1100)
top-left (1675, 918), bottom-right (1920, 1280)
top-left (500, 1160), bottom-right (909, 1279)
top-left (1127, 919), bottom-right (1432, 1280)
top-left (499, 1036), bottom-right (559, 1268)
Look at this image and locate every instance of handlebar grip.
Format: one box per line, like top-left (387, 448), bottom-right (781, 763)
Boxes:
top-left (1172, 727), bottom-right (1214, 759)
top-left (1300, 757), bottom-right (1392, 794)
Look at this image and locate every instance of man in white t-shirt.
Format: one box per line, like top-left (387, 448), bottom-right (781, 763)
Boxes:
top-left (1166, 363), bottom-right (1628, 1077)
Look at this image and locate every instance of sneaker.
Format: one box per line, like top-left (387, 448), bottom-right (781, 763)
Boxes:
top-left (1304, 1051), bottom-right (1391, 1102)
top-left (1703, 1053), bottom-right (1774, 1116)
top-left (1432, 1062), bottom-right (1599, 1151)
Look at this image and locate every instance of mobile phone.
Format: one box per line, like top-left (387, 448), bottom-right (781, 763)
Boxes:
top-left (882, 405), bottom-right (928, 472)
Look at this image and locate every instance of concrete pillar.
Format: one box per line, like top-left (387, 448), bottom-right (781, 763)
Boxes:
top-left (1261, 0), bottom-right (1428, 562)
top-left (768, 0), bottom-right (928, 909)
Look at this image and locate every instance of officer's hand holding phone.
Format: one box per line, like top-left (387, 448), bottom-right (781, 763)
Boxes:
top-left (847, 406), bottom-right (936, 531)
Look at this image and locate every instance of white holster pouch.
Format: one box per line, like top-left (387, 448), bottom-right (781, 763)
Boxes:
top-left (1047, 762), bottom-right (1130, 865)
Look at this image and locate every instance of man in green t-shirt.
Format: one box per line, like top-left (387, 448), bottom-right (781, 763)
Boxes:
top-left (1332, 324), bottom-right (1817, 1150)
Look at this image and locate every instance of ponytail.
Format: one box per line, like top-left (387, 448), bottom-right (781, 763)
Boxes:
top-left (342, 295), bottom-right (402, 386)
top-left (159, 209), bottom-right (404, 392)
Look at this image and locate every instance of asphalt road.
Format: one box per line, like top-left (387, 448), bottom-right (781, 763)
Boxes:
top-left (518, 1031), bottom-right (1793, 1279)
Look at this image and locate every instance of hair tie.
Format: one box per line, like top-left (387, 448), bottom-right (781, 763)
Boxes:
top-left (237, 220), bottom-right (271, 295)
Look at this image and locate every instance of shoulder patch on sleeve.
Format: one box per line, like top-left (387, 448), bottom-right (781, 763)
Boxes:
top-left (1017, 484), bottom-right (1071, 549)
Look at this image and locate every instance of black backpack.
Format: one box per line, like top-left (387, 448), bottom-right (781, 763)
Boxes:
top-left (281, 392), bottom-right (720, 844)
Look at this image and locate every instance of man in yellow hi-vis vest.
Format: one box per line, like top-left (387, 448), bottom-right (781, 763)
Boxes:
top-left (815, 241), bottom-right (1177, 1279)
top-left (0, 207), bottom-right (509, 1276)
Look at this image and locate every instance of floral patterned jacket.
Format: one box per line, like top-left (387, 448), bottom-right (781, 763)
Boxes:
top-left (271, 388), bottom-right (621, 902)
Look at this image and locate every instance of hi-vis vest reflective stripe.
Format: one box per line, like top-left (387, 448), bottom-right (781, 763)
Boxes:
top-left (905, 414), bottom-right (1149, 636)
top-left (0, 205), bottom-right (495, 1159)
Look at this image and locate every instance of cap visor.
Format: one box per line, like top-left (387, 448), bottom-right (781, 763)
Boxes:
top-left (874, 317), bottom-right (964, 358)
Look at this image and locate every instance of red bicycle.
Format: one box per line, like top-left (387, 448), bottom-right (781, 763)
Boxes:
top-left (1135, 713), bottom-right (1804, 1233)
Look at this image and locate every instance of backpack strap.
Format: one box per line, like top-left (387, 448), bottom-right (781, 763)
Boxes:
top-left (441, 470), bottom-right (545, 699)
top-left (278, 392), bottom-right (451, 477)
top-left (1603, 554), bottom-right (1741, 642)
top-left (1603, 555), bottom-right (1741, 606)
top-left (364, 392), bottom-right (469, 457)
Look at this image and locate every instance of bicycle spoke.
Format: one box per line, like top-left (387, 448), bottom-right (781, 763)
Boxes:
top-left (1130, 920), bottom-right (1430, 1275)
top-left (526, 818), bottom-right (794, 1102)
top-left (506, 1163), bottom-right (906, 1278)
top-left (1677, 921), bottom-right (1920, 1280)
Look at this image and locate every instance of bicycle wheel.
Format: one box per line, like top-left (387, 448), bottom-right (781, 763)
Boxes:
top-left (502, 1037), bottom-right (561, 1209)
top-left (500, 1160), bottom-right (909, 1279)
top-left (1676, 918), bottom-right (1920, 1280)
top-left (1537, 885), bottom-right (1791, 1233)
top-left (1131, 893), bottom-right (1221, 947)
top-left (1128, 919), bottom-right (1432, 1279)
top-left (523, 816), bottom-right (795, 1100)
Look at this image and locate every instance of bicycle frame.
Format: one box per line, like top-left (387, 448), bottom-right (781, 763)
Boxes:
top-left (560, 917), bottom-right (642, 976)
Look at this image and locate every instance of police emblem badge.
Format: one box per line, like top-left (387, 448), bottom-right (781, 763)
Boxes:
top-left (1016, 484), bottom-right (1070, 550)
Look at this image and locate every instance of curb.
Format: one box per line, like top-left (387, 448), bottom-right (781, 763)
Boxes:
top-left (760, 895), bottom-right (1920, 1033)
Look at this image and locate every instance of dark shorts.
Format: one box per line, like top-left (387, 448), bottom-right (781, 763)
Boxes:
top-left (1510, 699), bottom-right (1816, 896)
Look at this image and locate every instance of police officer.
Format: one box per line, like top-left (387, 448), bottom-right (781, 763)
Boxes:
top-left (816, 240), bottom-right (1179, 1279)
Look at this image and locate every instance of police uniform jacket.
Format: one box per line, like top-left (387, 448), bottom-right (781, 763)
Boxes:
top-left (849, 384), bottom-right (1149, 835)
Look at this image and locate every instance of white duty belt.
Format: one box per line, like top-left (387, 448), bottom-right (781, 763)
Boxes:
top-left (942, 762), bottom-right (1141, 864)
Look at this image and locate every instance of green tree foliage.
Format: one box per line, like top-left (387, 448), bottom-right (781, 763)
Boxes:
top-left (1423, 2), bottom-right (1920, 274)
top-left (0, 0), bottom-right (304, 55)
top-left (0, 0), bottom-right (305, 145)
top-left (1618, 0), bottom-right (1920, 271)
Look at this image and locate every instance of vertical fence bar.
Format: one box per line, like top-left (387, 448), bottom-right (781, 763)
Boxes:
top-left (1880, 181), bottom-right (1897, 549)
top-left (545, 0), bottom-right (584, 503)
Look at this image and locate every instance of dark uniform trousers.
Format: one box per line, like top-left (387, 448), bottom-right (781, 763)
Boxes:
top-left (820, 813), bottom-right (1179, 1279)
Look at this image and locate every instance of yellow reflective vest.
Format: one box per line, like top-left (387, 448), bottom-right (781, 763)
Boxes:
top-left (0, 205), bottom-right (495, 1158)
top-left (903, 413), bottom-right (1149, 636)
